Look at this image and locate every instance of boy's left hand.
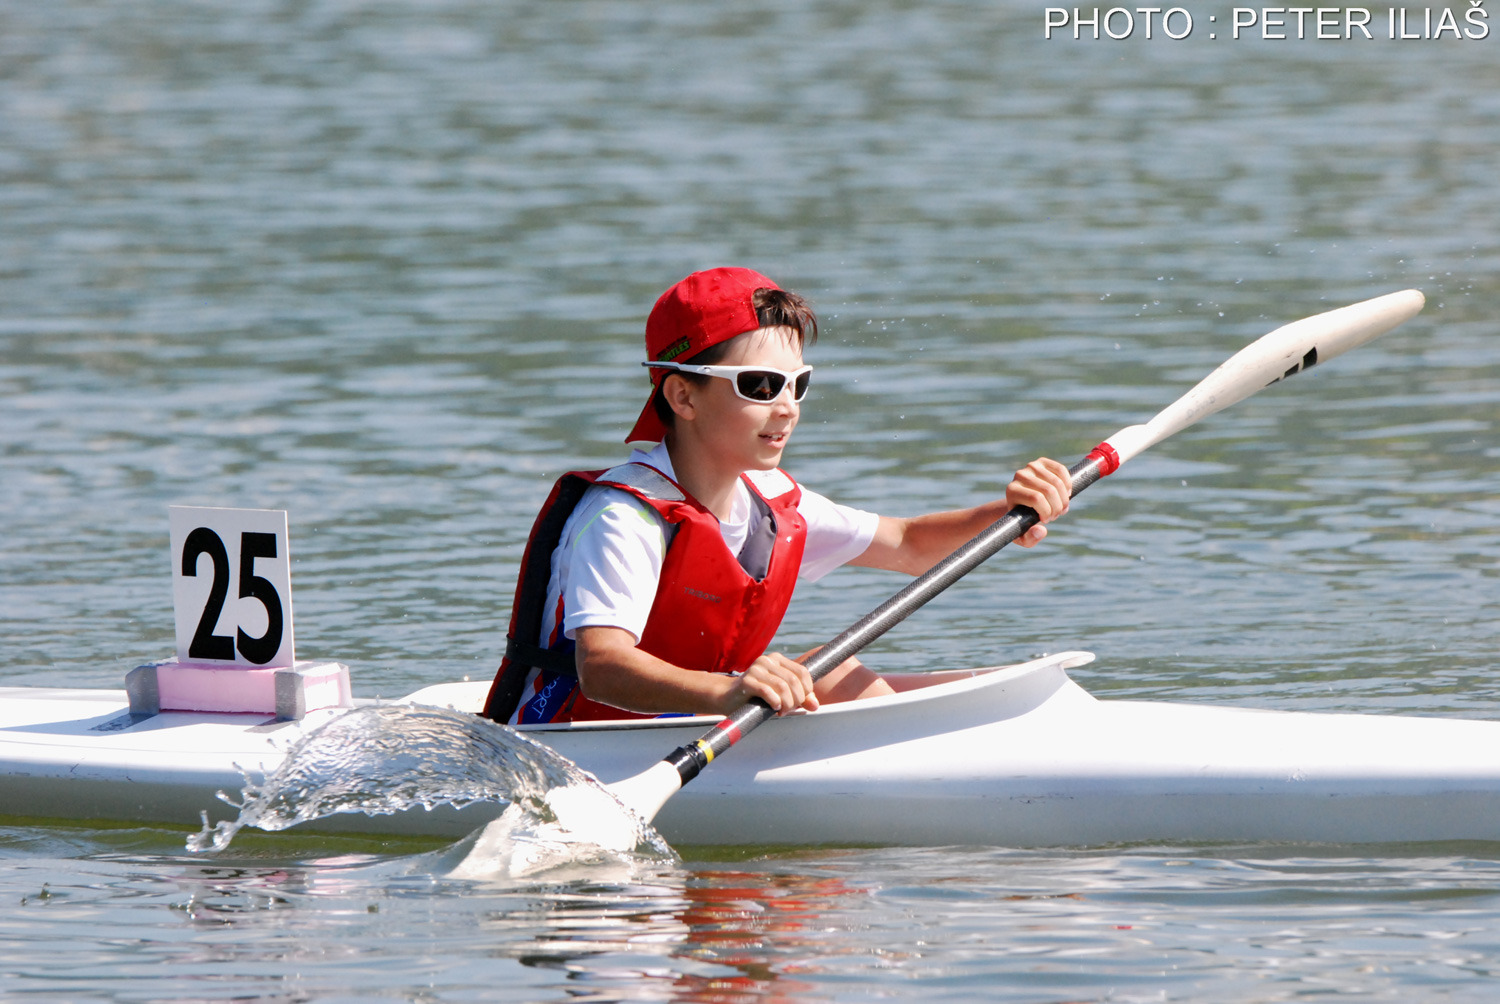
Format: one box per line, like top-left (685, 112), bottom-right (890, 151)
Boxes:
top-left (1006, 458), bottom-right (1072, 547)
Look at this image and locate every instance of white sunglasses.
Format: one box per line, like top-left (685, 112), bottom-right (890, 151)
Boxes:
top-left (645, 361), bottom-right (814, 403)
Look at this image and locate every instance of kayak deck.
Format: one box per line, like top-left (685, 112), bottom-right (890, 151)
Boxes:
top-left (503, 654), bottom-right (1500, 846)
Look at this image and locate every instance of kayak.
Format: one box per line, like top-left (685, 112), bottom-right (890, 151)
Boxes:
top-left (4, 651), bottom-right (1500, 847)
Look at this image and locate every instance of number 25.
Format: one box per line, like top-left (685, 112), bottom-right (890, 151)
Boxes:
top-left (181, 528), bottom-right (285, 665)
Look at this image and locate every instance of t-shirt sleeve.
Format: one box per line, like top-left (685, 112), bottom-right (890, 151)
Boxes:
top-left (796, 485), bottom-right (880, 582)
top-left (560, 492), bottom-right (669, 643)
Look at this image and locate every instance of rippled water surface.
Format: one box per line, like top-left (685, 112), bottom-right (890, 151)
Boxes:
top-left (3, 0), bottom-right (1498, 999)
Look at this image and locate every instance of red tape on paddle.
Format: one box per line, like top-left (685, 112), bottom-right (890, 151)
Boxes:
top-left (1085, 441), bottom-right (1121, 477)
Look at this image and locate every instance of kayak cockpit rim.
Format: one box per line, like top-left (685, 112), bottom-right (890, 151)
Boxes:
top-left (487, 650), bottom-right (1100, 733)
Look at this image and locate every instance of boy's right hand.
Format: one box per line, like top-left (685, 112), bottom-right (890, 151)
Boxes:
top-left (732, 652), bottom-right (819, 716)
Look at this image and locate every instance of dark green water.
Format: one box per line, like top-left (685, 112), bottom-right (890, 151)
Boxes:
top-left (2, 1), bottom-right (1498, 999)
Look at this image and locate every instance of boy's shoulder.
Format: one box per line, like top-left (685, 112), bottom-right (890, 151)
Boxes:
top-left (564, 480), bottom-right (669, 543)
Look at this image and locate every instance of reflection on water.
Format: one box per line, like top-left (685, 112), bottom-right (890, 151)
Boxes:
top-left (8, 832), bottom-right (1500, 1002)
top-left (497, 869), bottom-right (866, 1003)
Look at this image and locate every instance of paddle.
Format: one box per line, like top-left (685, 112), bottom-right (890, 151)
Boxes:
top-left (602, 289), bottom-right (1427, 824)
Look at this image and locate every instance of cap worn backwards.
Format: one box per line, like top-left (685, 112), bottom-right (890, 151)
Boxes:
top-left (625, 267), bottom-right (779, 445)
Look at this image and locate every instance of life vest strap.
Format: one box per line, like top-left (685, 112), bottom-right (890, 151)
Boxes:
top-left (482, 472), bottom-right (597, 723)
top-left (503, 635), bottom-right (577, 677)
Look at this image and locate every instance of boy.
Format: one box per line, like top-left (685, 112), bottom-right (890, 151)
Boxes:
top-left (483, 268), bottom-right (1071, 726)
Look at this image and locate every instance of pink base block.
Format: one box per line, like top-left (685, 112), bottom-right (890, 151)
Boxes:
top-left (127, 659), bottom-right (352, 719)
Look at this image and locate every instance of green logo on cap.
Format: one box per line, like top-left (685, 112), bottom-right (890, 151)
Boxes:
top-left (656, 338), bottom-right (693, 362)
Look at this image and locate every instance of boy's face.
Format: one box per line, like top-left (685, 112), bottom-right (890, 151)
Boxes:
top-left (683, 326), bottom-right (804, 471)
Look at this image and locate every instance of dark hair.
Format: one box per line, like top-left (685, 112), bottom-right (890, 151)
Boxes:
top-left (751, 287), bottom-right (818, 345)
top-left (650, 287), bottom-right (819, 429)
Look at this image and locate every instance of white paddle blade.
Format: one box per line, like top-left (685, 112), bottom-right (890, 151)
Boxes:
top-left (604, 760), bottom-right (682, 824)
top-left (1104, 289), bottom-right (1425, 465)
top-left (542, 782), bottom-right (643, 852)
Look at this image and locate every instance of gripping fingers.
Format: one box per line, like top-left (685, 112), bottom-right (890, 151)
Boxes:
top-left (741, 655), bottom-right (817, 714)
top-left (740, 672), bottom-right (782, 711)
top-left (1011, 458), bottom-right (1071, 522)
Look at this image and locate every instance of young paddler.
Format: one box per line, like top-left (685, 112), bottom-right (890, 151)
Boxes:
top-left (483, 267), bottom-right (1071, 725)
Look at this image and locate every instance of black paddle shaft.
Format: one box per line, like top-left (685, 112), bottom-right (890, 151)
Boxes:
top-left (661, 450), bottom-right (1111, 787)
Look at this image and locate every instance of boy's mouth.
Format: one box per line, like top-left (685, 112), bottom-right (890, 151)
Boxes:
top-left (760, 430), bottom-right (789, 446)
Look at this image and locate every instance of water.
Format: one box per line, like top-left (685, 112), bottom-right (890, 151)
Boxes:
top-left (2, 0), bottom-right (1499, 998)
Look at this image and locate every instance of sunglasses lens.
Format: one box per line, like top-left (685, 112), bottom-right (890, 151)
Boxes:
top-left (736, 371), bottom-right (786, 401)
top-left (792, 370), bottom-right (811, 401)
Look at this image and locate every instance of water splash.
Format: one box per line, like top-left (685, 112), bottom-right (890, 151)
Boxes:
top-left (187, 704), bottom-right (676, 877)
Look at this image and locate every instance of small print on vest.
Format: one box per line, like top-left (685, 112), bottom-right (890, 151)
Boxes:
top-left (684, 586), bottom-right (722, 603)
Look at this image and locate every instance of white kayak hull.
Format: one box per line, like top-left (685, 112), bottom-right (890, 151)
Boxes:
top-left (5, 652), bottom-right (1500, 846)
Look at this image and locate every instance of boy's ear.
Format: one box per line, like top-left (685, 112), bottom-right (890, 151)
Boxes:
top-left (661, 374), bottom-right (698, 422)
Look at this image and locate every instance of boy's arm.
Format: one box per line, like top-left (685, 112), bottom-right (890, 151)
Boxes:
top-left (574, 626), bottom-right (819, 717)
top-left (849, 457), bottom-right (1072, 575)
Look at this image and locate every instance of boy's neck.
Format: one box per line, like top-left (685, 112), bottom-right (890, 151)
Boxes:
top-left (662, 436), bottom-right (740, 522)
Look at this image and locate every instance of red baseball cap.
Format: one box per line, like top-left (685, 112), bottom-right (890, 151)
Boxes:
top-left (625, 267), bottom-right (779, 444)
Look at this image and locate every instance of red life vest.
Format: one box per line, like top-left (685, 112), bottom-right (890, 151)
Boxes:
top-left (481, 462), bottom-right (807, 725)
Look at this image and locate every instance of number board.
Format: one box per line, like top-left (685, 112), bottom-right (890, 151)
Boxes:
top-left (169, 506), bottom-right (296, 668)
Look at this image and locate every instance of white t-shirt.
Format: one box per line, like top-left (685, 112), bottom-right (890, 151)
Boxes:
top-left (539, 443), bottom-right (879, 647)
